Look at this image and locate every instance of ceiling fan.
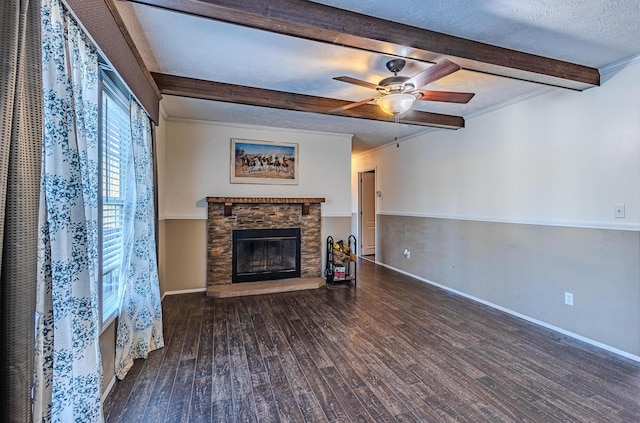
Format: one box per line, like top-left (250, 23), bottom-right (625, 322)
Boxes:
top-left (331, 58), bottom-right (475, 115)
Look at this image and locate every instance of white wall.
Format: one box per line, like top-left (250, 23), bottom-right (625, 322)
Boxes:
top-left (156, 109), bottom-right (167, 217)
top-left (353, 58), bottom-right (640, 230)
top-left (158, 120), bottom-right (353, 292)
top-left (164, 121), bottom-right (353, 219)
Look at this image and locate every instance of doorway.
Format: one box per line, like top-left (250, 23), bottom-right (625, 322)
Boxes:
top-left (358, 169), bottom-right (376, 258)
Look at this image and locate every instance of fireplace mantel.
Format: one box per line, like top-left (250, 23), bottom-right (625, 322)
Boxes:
top-left (206, 197), bottom-right (325, 216)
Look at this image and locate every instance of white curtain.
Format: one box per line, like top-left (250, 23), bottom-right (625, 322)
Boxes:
top-left (115, 99), bottom-right (164, 380)
top-left (35, 0), bottom-right (103, 421)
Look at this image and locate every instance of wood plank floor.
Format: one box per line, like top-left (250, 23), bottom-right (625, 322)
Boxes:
top-left (104, 259), bottom-right (640, 422)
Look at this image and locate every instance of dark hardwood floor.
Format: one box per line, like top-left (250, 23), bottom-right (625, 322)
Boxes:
top-left (104, 259), bottom-right (640, 422)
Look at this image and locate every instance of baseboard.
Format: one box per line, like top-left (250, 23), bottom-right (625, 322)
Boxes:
top-left (161, 287), bottom-right (207, 300)
top-left (359, 255), bottom-right (376, 264)
top-left (376, 261), bottom-right (640, 363)
top-left (101, 375), bottom-right (117, 404)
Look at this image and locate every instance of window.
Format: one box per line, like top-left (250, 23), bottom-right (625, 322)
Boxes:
top-left (99, 69), bottom-right (131, 326)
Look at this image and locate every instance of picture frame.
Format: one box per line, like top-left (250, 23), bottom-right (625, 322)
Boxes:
top-left (230, 138), bottom-right (299, 185)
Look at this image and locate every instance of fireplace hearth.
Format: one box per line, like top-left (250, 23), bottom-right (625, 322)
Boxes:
top-left (232, 228), bottom-right (301, 283)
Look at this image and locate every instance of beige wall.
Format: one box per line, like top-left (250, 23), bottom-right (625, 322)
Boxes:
top-left (160, 216), bottom-right (353, 292)
top-left (163, 219), bottom-right (207, 292)
top-left (321, 216), bottom-right (353, 273)
top-left (99, 320), bottom-right (116, 397)
top-left (157, 219), bottom-right (167, 296)
top-left (378, 215), bottom-right (640, 356)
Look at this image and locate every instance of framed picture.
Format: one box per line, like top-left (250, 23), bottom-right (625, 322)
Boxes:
top-left (231, 138), bottom-right (299, 185)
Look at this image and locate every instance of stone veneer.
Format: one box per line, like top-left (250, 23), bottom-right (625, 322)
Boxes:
top-left (206, 197), bottom-right (325, 286)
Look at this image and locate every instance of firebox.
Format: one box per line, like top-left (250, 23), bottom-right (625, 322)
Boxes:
top-left (232, 228), bottom-right (301, 283)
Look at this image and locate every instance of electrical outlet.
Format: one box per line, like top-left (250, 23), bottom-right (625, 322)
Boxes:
top-left (564, 292), bottom-right (574, 306)
top-left (614, 204), bottom-right (626, 218)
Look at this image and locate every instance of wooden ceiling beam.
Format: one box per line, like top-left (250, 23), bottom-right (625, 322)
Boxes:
top-left (152, 73), bottom-right (465, 129)
top-left (129, 0), bottom-right (600, 90)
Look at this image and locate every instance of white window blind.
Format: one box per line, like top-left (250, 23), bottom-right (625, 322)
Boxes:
top-left (100, 72), bottom-right (130, 324)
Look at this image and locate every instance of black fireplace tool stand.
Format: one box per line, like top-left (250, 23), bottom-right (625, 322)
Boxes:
top-left (325, 235), bottom-right (357, 285)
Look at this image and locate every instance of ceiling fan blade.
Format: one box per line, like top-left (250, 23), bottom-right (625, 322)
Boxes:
top-left (333, 76), bottom-right (383, 91)
top-left (414, 90), bottom-right (475, 104)
top-left (405, 59), bottom-right (461, 90)
top-left (329, 97), bottom-right (378, 113)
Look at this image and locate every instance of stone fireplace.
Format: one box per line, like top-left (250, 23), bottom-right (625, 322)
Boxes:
top-left (206, 197), bottom-right (325, 295)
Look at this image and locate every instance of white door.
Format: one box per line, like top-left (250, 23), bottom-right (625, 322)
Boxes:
top-left (360, 170), bottom-right (376, 256)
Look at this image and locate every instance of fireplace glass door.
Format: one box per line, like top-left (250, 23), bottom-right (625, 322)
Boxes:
top-left (232, 228), bottom-right (301, 283)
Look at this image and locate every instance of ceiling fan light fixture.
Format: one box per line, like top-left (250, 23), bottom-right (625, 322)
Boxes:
top-left (377, 93), bottom-right (416, 115)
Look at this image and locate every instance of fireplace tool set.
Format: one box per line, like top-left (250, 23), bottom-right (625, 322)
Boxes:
top-left (325, 235), bottom-right (357, 284)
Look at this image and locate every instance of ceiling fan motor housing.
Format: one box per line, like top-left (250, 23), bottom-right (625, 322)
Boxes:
top-left (378, 75), bottom-right (414, 94)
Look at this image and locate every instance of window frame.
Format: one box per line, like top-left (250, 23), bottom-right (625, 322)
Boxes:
top-left (98, 67), bottom-right (131, 331)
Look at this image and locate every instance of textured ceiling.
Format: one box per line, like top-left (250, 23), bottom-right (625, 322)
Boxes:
top-left (314, 0), bottom-right (640, 67)
top-left (115, 0), bottom-right (640, 153)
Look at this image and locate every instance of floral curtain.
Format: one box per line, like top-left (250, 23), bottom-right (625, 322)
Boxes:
top-left (115, 99), bottom-right (164, 380)
top-left (34, 0), bottom-right (103, 421)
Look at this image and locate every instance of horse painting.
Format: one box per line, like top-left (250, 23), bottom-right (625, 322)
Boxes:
top-left (231, 139), bottom-right (298, 184)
